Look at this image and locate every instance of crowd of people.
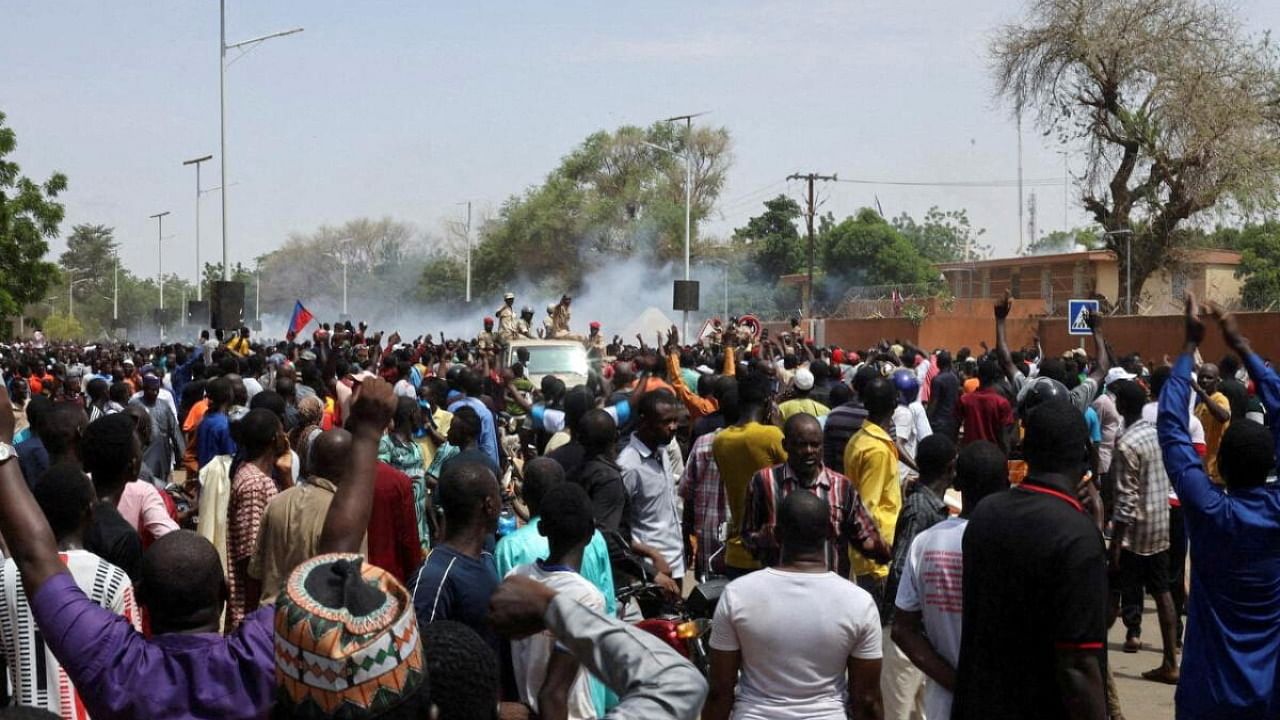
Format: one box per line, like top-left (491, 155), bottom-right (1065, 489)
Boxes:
top-left (0, 287), bottom-right (1276, 720)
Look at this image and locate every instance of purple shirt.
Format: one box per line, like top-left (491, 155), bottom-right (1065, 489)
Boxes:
top-left (30, 572), bottom-right (276, 720)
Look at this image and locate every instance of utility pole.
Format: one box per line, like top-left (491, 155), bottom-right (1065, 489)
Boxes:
top-left (665, 112), bottom-right (708, 339)
top-left (151, 211), bottom-right (171, 340)
top-left (1016, 108), bottom-right (1025, 255)
top-left (183, 154), bottom-right (213, 299)
top-left (459, 201), bottom-right (472, 303)
top-left (787, 172), bottom-right (837, 318)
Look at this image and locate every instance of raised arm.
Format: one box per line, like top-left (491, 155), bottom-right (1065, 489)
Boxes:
top-left (0, 383), bottom-right (64, 598)
top-left (1214, 304), bottom-right (1280, 460)
top-left (1158, 294), bottom-right (1223, 515)
top-left (319, 377), bottom-right (397, 554)
top-left (1084, 311), bottom-right (1111, 384)
top-left (994, 290), bottom-right (1018, 383)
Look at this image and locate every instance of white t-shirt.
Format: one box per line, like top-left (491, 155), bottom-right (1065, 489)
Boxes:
top-left (893, 401), bottom-right (933, 483)
top-left (710, 568), bottom-right (882, 720)
top-left (507, 563), bottom-right (604, 720)
top-left (894, 517), bottom-right (967, 720)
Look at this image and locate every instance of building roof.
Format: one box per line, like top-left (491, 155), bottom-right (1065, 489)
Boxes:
top-left (937, 247), bottom-right (1241, 272)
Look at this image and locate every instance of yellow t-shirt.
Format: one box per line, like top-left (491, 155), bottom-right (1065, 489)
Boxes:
top-left (844, 422), bottom-right (901, 580)
top-left (1196, 392), bottom-right (1231, 485)
top-left (712, 422), bottom-right (787, 570)
top-left (778, 398), bottom-right (830, 420)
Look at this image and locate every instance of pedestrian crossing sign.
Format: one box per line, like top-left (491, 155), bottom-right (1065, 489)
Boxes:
top-left (1068, 299), bottom-right (1099, 336)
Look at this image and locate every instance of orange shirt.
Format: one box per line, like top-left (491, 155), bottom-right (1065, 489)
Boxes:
top-left (181, 399), bottom-right (210, 474)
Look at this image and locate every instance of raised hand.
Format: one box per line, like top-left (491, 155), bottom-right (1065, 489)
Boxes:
top-left (1184, 292), bottom-right (1206, 347)
top-left (994, 289), bottom-right (1013, 319)
top-left (1207, 301), bottom-right (1247, 353)
top-left (349, 377), bottom-right (397, 436)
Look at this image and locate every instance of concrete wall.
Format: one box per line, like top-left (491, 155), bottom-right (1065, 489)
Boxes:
top-left (766, 311), bottom-right (1280, 364)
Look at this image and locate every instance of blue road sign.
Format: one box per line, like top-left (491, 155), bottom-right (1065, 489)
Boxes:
top-left (1068, 299), bottom-right (1100, 336)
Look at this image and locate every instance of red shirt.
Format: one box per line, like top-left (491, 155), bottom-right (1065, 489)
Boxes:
top-left (957, 386), bottom-right (1013, 445)
top-left (367, 462), bottom-right (424, 583)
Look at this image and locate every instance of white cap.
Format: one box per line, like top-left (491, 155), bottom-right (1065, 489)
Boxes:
top-left (794, 367), bottom-right (815, 391)
top-left (1104, 367), bottom-right (1137, 386)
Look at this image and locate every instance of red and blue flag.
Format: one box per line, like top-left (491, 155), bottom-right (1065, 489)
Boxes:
top-left (287, 301), bottom-right (314, 337)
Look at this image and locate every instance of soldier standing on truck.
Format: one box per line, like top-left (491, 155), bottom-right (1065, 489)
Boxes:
top-left (496, 292), bottom-right (519, 342)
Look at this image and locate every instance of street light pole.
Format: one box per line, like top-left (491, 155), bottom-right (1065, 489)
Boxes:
top-left (112, 253), bottom-right (119, 322)
top-left (219, 0), bottom-right (303, 281)
top-left (458, 201), bottom-right (472, 303)
top-left (183, 154), bottom-right (213, 299)
top-left (664, 112), bottom-right (707, 339)
top-left (151, 211), bottom-right (170, 338)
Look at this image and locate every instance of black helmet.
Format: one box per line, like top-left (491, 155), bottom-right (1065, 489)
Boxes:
top-left (520, 305), bottom-right (534, 317)
top-left (1017, 377), bottom-right (1071, 418)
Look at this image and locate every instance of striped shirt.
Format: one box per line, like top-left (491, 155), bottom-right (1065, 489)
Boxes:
top-left (1113, 419), bottom-right (1171, 556)
top-left (0, 551), bottom-right (139, 719)
top-left (678, 430), bottom-right (727, 577)
top-left (740, 463), bottom-right (890, 578)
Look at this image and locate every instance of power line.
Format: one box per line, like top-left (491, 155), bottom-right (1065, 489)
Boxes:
top-left (834, 176), bottom-right (1064, 188)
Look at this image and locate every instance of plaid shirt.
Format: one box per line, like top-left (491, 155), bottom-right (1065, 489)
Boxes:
top-left (740, 462), bottom-right (890, 577)
top-left (1113, 419), bottom-right (1171, 556)
top-left (678, 430), bottom-right (727, 576)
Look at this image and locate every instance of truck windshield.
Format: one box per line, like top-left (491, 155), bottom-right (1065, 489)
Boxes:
top-left (523, 345), bottom-right (588, 376)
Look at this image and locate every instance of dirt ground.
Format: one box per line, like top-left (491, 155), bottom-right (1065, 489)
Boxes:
top-left (1108, 600), bottom-right (1178, 720)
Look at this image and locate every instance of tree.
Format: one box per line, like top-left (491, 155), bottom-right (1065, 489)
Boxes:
top-left (821, 208), bottom-right (938, 288)
top-left (1235, 221), bottom-right (1280, 310)
top-left (992, 0), bottom-right (1280, 306)
top-left (60, 224), bottom-right (118, 310)
top-left (0, 111), bottom-right (66, 324)
top-left (41, 312), bottom-right (83, 342)
top-left (257, 217), bottom-right (430, 321)
top-left (463, 122), bottom-right (733, 296)
top-left (735, 195), bottom-right (804, 279)
top-left (892, 206), bottom-right (989, 262)
top-left (1026, 227), bottom-right (1103, 255)
top-left (417, 254), bottom-right (467, 305)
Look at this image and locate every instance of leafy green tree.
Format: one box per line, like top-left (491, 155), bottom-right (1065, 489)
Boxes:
top-left (464, 122), bottom-right (733, 295)
top-left (992, 0), bottom-right (1280, 307)
top-left (735, 195), bottom-right (804, 279)
top-left (1026, 227), bottom-right (1103, 255)
top-left (418, 254), bottom-right (467, 305)
top-left (0, 111), bottom-right (66, 326)
top-left (821, 208), bottom-right (937, 287)
top-left (892, 207), bottom-right (989, 262)
top-left (1235, 221), bottom-right (1280, 310)
top-left (41, 312), bottom-right (83, 341)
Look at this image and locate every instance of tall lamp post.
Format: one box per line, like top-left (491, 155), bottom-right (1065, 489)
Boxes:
top-left (219, 0), bottom-right (302, 280)
top-left (458, 201), bottom-right (472, 303)
top-left (642, 133), bottom-right (698, 338)
top-left (68, 275), bottom-right (91, 325)
top-left (183, 154), bottom-right (213, 299)
top-left (151, 211), bottom-right (170, 338)
top-left (112, 251), bottom-right (119, 323)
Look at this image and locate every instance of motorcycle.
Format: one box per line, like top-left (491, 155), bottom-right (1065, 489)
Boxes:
top-left (616, 547), bottom-right (728, 675)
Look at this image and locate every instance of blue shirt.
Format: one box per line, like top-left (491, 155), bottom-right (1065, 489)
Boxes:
top-left (16, 436), bottom-right (48, 489)
top-left (1158, 353), bottom-right (1280, 719)
top-left (1084, 406), bottom-right (1103, 444)
top-left (448, 396), bottom-right (499, 468)
top-left (407, 543), bottom-right (500, 653)
top-left (196, 411), bottom-right (236, 468)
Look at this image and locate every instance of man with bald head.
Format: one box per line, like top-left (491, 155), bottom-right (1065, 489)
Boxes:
top-left (740, 412), bottom-right (890, 578)
top-left (248, 428), bottom-right (355, 603)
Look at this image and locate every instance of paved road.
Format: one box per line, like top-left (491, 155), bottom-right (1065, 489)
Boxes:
top-left (1108, 601), bottom-right (1177, 720)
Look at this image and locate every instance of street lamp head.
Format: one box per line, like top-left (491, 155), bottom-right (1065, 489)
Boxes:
top-left (150, 211), bottom-right (171, 219)
top-left (183, 155), bottom-right (214, 166)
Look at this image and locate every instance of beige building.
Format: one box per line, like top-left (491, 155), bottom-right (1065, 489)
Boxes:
top-left (937, 248), bottom-right (1243, 316)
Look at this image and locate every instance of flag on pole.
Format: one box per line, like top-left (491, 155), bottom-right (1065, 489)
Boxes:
top-left (288, 301), bottom-right (314, 337)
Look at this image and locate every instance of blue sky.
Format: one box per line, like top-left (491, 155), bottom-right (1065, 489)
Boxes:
top-left (4, 0), bottom-right (1278, 287)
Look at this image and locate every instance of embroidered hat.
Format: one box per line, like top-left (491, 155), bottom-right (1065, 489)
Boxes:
top-left (274, 554), bottom-right (427, 719)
